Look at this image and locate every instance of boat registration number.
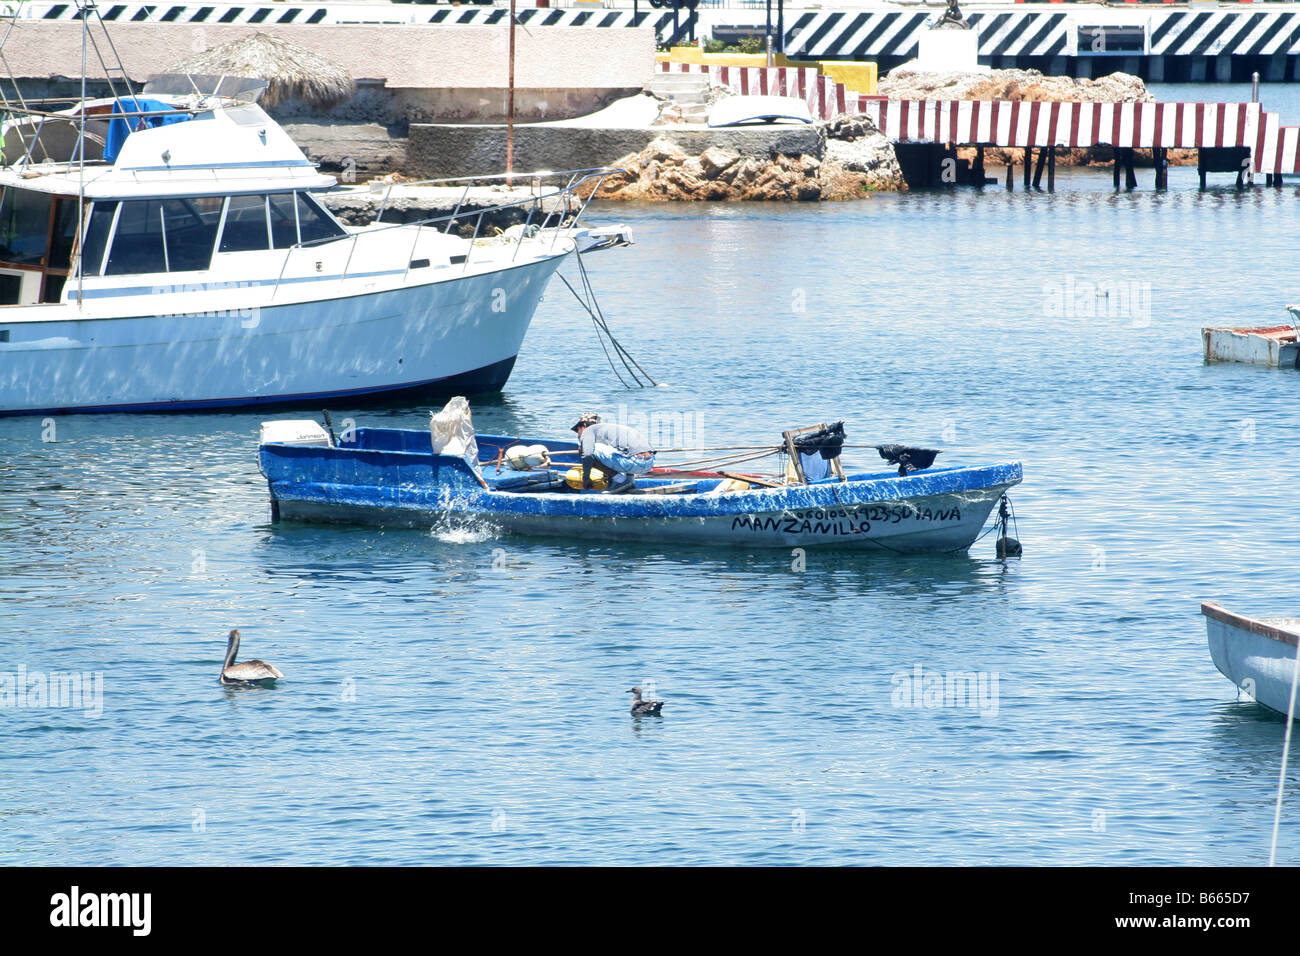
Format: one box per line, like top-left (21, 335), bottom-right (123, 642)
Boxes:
top-left (730, 504), bottom-right (961, 536)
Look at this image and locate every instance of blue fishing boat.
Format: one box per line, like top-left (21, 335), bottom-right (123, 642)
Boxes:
top-left (257, 417), bottom-right (1023, 552)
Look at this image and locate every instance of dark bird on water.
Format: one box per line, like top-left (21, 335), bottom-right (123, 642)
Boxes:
top-left (220, 629), bottom-right (284, 686)
top-left (627, 686), bottom-right (663, 716)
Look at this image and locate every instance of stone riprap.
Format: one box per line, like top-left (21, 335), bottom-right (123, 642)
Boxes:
top-left (409, 117), bottom-right (905, 200)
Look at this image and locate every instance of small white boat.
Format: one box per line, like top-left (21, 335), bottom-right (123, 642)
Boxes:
top-left (1202, 601), bottom-right (1300, 718)
top-left (707, 95), bottom-right (814, 129)
top-left (1201, 312), bottom-right (1300, 368)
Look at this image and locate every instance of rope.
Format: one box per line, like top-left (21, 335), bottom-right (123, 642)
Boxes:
top-left (558, 271), bottom-right (629, 389)
top-left (650, 443), bottom-right (937, 454)
top-left (654, 445), bottom-right (781, 453)
top-left (559, 246), bottom-right (657, 388)
top-left (659, 448), bottom-right (782, 471)
top-left (1269, 639), bottom-right (1300, 865)
top-left (575, 247), bottom-right (658, 386)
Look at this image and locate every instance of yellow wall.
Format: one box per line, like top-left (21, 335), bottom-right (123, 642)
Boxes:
top-left (813, 61), bottom-right (878, 96)
top-left (656, 48), bottom-right (878, 95)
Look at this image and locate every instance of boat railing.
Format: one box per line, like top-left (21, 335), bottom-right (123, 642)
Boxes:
top-left (268, 166), bottom-right (622, 302)
top-left (4, 102), bottom-right (220, 171)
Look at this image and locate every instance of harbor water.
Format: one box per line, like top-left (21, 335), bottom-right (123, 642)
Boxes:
top-left (3, 172), bottom-right (1300, 865)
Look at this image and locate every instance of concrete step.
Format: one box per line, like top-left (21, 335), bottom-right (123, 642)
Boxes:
top-left (646, 74), bottom-right (710, 99)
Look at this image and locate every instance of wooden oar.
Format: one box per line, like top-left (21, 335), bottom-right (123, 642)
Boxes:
top-left (717, 471), bottom-right (784, 489)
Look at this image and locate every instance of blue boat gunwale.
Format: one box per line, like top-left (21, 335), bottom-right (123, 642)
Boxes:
top-left (259, 426), bottom-right (1024, 521)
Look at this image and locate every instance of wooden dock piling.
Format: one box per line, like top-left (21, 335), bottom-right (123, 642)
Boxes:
top-left (1114, 148), bottom-right (1137, 190)
top-left (1032, 146), bottom-right (1047, 190)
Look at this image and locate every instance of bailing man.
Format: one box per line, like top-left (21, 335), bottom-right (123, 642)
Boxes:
top-left (572, 412), bottom-right (656, 492)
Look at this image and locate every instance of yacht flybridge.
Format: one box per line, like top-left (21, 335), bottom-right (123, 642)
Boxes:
top-left (0, 79), bottom-right (629, 414)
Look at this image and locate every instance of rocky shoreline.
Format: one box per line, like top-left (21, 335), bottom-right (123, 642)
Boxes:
top-left (309, 68), bottom-right (1191, 206)
top-left (586, 68), bottom-right (1188, 201)
top-left (594, 116), bottom-right (906, 201)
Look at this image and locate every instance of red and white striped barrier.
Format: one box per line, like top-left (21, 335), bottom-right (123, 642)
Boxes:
top-left (1267, 125), bottom-right (1300, 175)
top-left (657, 63), bottom-right (1297, 175)
top-left (863, 100), bottom-right (1262, 150)
top-left (656, 61), bottom-right (877, 124)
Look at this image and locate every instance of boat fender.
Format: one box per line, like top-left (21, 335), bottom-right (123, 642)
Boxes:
top-left (259, 420), bottom-right (331, 448)
top-left (505, 444), bottom-right (551, 470)
top-left (564, 465), bottom-right (610, 491)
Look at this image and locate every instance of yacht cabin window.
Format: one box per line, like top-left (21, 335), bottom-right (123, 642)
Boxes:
top-left (79, 202), bottom-right (118, 277)
top-left (104, 200), bottom-right (168, 275)
top-left (75, 191), bottom-right (349, 280)
top-left (162, 197), bottom-right (223, 271)
top-left (0, 188), bottom-right (54, 266)
top-left (0, 188), bottom-right (81, 304)
top-left (296, 192), bottom-right (345, 245)
top-left (219, 194), bottom-right (271, 253)
top-left (268, 192), bottom-right (298, 248)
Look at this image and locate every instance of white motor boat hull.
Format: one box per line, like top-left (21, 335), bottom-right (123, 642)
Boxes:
top-left (0, 255), bottom-right (564, 413)
top-left (1202, 601), bottom-right (1300, 718)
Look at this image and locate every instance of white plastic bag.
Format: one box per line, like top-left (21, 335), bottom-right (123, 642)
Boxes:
top-left (430, 396), bottom-right (479, 464)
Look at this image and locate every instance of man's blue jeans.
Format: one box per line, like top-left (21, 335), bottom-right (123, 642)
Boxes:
top-left (592, 442), bottom-right (656, 477)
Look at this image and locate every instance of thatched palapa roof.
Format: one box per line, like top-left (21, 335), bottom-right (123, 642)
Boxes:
top-left (169, 32), bottom-right (354, 110)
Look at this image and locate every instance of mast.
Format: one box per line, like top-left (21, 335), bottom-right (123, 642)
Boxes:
top-left (506, 0), bottom-right (516, 184)
top-left (77, 0), bottom-right (87, 308)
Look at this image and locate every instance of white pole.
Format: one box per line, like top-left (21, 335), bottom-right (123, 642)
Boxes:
top-left (76, 1), bottom-right (86, 309)
top-left (1268, 639), bottom-right (1300, 866)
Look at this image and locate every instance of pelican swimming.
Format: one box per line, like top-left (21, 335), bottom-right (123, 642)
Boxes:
top-left (627, 686), bottom-right (663, 716)
top-left (220, 629), bottom-right (284, 686)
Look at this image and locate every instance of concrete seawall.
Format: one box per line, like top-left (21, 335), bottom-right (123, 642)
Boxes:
top-left (5, 21), bottom-right (654, 124)
top-left (407, 124), bottom-right (824, 180)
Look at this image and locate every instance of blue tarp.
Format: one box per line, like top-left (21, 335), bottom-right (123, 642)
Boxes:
top-left (103, 98), bottom-right (189, 164)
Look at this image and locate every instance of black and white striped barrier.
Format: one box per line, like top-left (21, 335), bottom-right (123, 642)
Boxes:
top-left (20, 1), bottom-right (700, 44)
top-left (23, 2), bottom-right (1300, 78)
top-left (778, 8), bottom-right (1300, 61)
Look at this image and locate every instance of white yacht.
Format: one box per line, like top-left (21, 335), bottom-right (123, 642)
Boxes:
top-left (0, 82), bottom-right (627, 414)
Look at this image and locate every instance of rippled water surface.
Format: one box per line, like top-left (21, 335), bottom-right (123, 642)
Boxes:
top-left (4, 178), bottom-right (1300, 865)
